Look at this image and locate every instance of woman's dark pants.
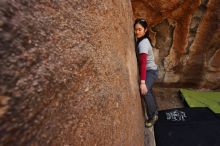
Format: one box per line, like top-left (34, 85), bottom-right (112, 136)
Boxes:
top-left (143, 69), bottom-right (158, 119)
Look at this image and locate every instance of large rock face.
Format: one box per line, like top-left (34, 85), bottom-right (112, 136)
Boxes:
top-left (0, 1), bottom-right (144, 145)
top-left (131, 0), bottom-right (220, 89)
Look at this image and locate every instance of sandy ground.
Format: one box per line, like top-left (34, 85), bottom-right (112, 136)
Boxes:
top-left (154, 87), bottom-right (184, 110)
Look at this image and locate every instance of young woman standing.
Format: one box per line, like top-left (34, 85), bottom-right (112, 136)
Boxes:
top-left (134, 18), bottom-right (158, 128)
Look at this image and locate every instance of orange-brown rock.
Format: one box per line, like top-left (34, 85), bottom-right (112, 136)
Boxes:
top-left (0, 1), bottom-right (144, 145)
top-left (131, 0), bottom-right (220, 89)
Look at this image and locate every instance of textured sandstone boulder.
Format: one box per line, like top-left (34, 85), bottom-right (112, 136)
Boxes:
top-left (131, 0), bottom-right (220, 89)
top-left (0, 1), bottom-right (144, 145)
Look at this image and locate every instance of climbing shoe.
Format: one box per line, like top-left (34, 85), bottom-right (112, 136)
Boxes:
top-left (145, 114), bottom-right (158, 128)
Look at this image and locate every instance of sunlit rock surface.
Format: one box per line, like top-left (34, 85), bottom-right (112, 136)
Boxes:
top-left (0, 1), bottom-right (144, 145)
top-left (131, 0), bottom-right (220, 89)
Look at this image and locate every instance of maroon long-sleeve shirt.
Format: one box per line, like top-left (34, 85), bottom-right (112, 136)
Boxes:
top-left (139, 53), bottom-right (147, 81)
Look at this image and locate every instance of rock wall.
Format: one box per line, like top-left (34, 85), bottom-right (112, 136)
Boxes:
top-left (0, 0), bottom-right (144, 145)
top-left (131, 0), bottom-right (220, 89)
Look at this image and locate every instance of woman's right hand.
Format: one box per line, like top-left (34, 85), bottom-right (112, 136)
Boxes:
top-left (140, 83), bottom-right (148, 95)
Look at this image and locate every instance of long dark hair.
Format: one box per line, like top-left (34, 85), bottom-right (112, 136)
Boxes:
top-left (134, 18), bottom-right (151, 46)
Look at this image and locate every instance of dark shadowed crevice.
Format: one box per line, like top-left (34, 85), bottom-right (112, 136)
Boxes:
top-left (152, 19), bottom-right (175, 60)
top-left (184, 0), bottom-right (209, 55)
top-left (151, 19), bottom-right (175, 82)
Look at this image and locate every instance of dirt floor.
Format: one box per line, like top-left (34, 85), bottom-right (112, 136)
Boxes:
top-left (153, 87), bottom-right (185, 111)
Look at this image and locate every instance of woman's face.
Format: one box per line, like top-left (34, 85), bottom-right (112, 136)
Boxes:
top-left (134, 23), bottom-right (147, 38)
